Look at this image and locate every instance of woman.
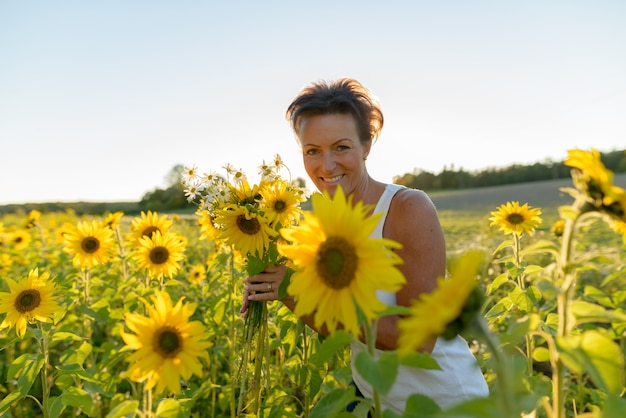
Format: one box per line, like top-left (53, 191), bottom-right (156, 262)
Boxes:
top-left (241, 78), bottom-right (489, 413)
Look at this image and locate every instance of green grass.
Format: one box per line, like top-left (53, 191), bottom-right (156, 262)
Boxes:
top-left (432, 173), bottom-right (626, 257)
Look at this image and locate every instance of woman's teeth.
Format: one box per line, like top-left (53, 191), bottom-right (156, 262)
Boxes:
top-left (322, 175), bottom-right (342, 183)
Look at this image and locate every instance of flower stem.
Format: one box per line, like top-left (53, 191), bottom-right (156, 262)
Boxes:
top-left (252, 301), bottom-right (268, 412)
top-left (302, 325), bottom-right (310, 418)
top-left (473, 316), bottom-right (515, 416)
top-left (229, 251), bottom-right (237, 418)
top-left (552, 212), bottom-right (579, 418)
top-left (114, 225), bottom-right (130, 280)
top-left (82, 267), bottom-right (91, 306)
top-left (81, 268), bottom-right (93, 346)
top-left (364, 320), bottom-right (382, 418)
top-left (37, 323), bottom-right (50, 418)
top-left (513, 233), bottom-right (523, 289)
top-left (513, 233), bottom-right (535, 375)
top-left (142, 383), bottom-right (153, 417)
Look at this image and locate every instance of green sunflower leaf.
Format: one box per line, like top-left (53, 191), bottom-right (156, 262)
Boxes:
top-left (309, 387), bottom-right (357, 418)
top-left (155, 398), bottom-right (186, 418)
top-left (310, 330), bottom-right (353, 366)
top-left (556, 330), bottom-right (624, 394)
top-left (8, 353), bottom-right (44, 397)
top-left (0, 390), bottom-right (23, 416)
top-left (354, 350), bottom-right (399, 396)
top-left (104, 400), bottom-right (140, 418)
top-left (59, 387), bottom-right (93, 416)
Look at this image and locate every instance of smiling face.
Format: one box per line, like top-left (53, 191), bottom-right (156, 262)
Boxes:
top-left (298, 113), bottom-right (371, 197)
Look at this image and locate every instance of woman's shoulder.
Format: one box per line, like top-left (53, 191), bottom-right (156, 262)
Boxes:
top-left (384, 185), bottom-right (444, 248)
top-left (390, 185), bottom-right (437, 214)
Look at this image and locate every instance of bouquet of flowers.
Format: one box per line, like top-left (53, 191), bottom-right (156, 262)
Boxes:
top-left (181, 154), bottom-right (308, 413)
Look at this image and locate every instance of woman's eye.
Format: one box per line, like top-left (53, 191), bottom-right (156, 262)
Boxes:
top-left (337, 145), bottom-right (350, 151)
top-left (305, 149), bottom-right (319, 156)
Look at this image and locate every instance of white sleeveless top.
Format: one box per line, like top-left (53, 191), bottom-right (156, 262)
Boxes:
top-left (350, 184), bottom-right (489, 412)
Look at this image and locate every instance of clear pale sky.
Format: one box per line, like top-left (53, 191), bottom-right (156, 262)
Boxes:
top-left (1, 1), bottom-right (625, 205)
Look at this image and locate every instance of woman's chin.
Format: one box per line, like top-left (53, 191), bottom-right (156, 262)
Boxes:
top-left (318, 182), bottom-right (339, 195)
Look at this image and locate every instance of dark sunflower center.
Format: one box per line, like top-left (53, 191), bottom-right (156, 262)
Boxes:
top-left (274, 200), bottom-right (287, 213)
top-left (15, 289), bottom-right (41, 313)
top-left (142, 226), bottom-right (160, 238)
top-left (237, 215), bottom-right (261, 235)
top-left (316, 236), bottom-right (358, 289)
top-left (149, 246), bottom-right (170, 264)
top-left (14, 236), bottom-right (24, 244)
top-left (153, 327), bottom-right (182, 358)
top-left (81, 237), bottom-right (100, 253)
top-left (506, 213), bottom-right (525, 225)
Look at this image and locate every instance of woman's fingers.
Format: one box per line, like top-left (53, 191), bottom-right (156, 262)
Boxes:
top-left (240, 285), bottom-right (251, 316)
top-left (241, 265), bottom-right (287, 313)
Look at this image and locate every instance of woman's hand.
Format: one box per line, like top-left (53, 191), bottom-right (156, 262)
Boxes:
top-left (240, 264), bottom-right (291, 317)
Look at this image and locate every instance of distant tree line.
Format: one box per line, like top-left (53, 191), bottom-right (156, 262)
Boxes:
top-left (137, 164), bottom-right (188, 212)
top-left (393, 149), bottom-right (626, 191)
top-left (2, 150), bottom-right (624, 215)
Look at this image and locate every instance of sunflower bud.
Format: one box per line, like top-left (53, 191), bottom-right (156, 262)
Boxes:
top-left (441, 285), bottom-right (485, 340)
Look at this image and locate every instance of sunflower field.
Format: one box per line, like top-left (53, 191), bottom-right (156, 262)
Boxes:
top-left (1, 148), bottom-right (625, 418)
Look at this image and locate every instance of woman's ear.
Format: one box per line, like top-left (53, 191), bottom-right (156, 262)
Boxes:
top-left (363, 140), bottom-right (372, 160)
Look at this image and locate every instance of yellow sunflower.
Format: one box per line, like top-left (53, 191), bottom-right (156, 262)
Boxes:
top-left (551, 219), bottom-right (566, 238)
top-left (565, 148), bottom-right (614, 201)
top-left (10, 229), bottom-right (32, 251)
top-left (278, 186), bottom-right (406, 337)
top-left (215, 205), bottom-right (278, 257)
top-left (129, 211), bottom-right (173, 245)
top-left (197, 209), bottom-right (221, 240)
top-left (188, 264), bottom-right (206, 284)
top-left (397, 250), bottom-right (484, 354)
top-left (26, 210), bottom-right (41, 228)
top-left (133, 231), bottom-right (186, 278)
top-left (259, 179), bottom-right (306, 226)
top-left (489, 201), bottom-right (542, 236)
top-left (55, 222), bottom-right (75, 245)
top-left (0, 268), bottom-right (61, 338)
top-left (0, 253), bottom-right (13, 275)
top-left (601, 185), bottom-right (626, 222)
top-left (228, 177), bottom-right (263, 206)
top-left (120, 290), bottom-right (211, 395)
top-left (103, 211), bottom-right (125, 230)
top-left (63, 220), bottom-right (117, 268)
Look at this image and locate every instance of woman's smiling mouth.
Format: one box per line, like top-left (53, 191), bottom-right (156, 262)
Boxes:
top-left (321, 175), bottom-right (344, 183)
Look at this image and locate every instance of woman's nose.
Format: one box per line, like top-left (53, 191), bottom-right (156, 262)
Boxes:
top-left (322, 153), bottom-right (336, 170)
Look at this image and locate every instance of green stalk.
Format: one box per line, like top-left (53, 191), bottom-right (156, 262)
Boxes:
top-left (552, 210), bottom-right (579, 418)
top-left (81, 268), bottom-right (92, 341)
top-left (364, 321), bottom-right (382, 418)
top-left (513, 233), bottom-right (523, 290)
top-left (513, 233), bottom-right (535, 375)
top-left (229, 251), bottom-right (237, 418)
top-left (237, 300), bottom-right (266, 415)
top-left (252, 302), bottom-right (268, 412)
top-left (302, 326), bottom-right (310, 418)
top-left (114, 225), bottom-right (129, 280)
top-left (211, 357), bottom-right (217, 418)
top-left (236, 330), bottom-right (250, 415)
top-left (83, 267), bottom-right (91, 306)
top-left (37, 323), bottom-right (50, 418)
top-left (142, 383), bottom-right (153, 417)
top-left (474, 316), bottom-right (515, 416)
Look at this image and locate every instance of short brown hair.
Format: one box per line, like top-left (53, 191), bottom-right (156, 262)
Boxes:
top-left (286, 78), bottom-right (384, 144)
